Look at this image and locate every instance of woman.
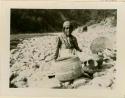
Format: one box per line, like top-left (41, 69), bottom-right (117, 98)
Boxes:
top-left (54, 20), bottom-right (82, 60)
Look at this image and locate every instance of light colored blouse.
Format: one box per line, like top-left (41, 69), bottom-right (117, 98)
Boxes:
top-left (54, 33), bottom-right (81, 60)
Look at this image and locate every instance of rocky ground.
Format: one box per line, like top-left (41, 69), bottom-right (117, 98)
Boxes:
top-left (10, 18), bottom-right (116, 89)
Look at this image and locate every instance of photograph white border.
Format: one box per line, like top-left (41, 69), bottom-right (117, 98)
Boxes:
top-left (0, 1), bottom-right (125, 98)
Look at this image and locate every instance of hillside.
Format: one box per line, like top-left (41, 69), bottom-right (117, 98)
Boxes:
top-left (11, 9), bottom-right (116, 33)
top-left (10, 17), bottom-right (116, 89)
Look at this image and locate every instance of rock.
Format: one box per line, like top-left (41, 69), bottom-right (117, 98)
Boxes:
top-left (72, 77), bottom-right (90, 88)
top-left (28, 78), bottom-right (60, 88)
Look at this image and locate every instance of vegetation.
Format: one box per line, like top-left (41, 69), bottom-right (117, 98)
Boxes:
top-left (11, 9), bottom-right (117, 34)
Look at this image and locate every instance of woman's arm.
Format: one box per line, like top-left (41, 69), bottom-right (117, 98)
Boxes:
top-left (54, 37), bottom-right (61, 60)
top-left (73, 36), bottom-right (82, 52)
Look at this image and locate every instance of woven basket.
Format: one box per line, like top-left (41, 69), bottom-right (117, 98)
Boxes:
top-left (90, 37), bottom-right (113, 54)
top-left (52, 56), bottom-right (82, 82)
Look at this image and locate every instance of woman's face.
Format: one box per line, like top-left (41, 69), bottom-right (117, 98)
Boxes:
top-left (63, 24), bottom-right (73, 37)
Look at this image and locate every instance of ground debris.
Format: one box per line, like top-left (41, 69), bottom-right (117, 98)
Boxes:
top-left (10, 20), bottom-right (116, 88)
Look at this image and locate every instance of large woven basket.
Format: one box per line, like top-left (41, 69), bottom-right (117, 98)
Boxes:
top-left (52, 56), bottom-right (82, 82)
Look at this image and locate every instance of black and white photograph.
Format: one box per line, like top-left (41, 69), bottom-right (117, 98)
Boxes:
top-left (10, 9), bottom-right (117, 89)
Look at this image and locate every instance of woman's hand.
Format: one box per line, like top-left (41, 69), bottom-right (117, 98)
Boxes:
top-left (79, 49), bottom-right (82, 52)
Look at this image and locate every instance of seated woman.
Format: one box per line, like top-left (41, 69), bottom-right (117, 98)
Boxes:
top-left (53, 20), bottom-right (82, 88)
top-left (54, 20), bottom-right (82, 60)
